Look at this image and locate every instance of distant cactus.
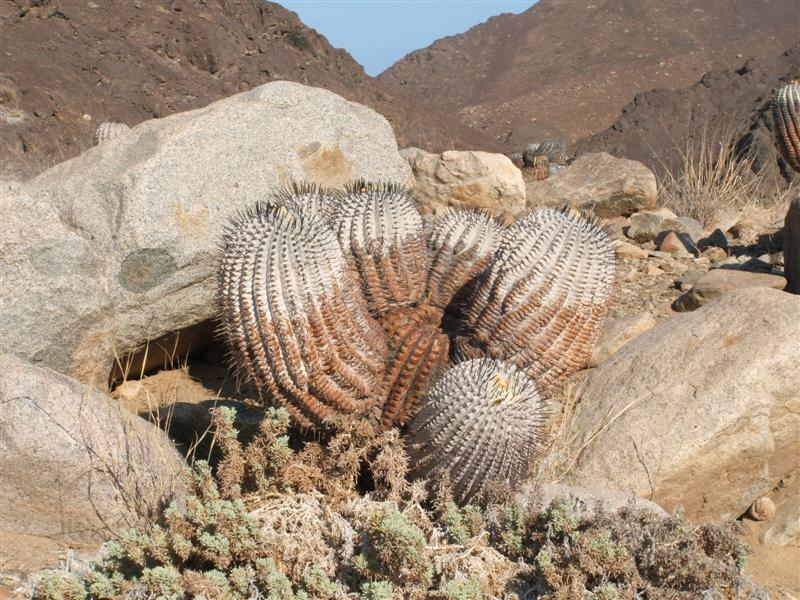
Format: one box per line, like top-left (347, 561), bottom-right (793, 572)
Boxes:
top-left (407, 358), bottom-right (546, 504)
top-left (218, 201), bottom-right (388, 429)
top-left (523, 140), bottom-right (567, 166)
top-left (462, 207), bottom-right (615, 391)
top-left (327, 181), bottom-right (429, 315)
top-left (507, 152), bottom-right (524, 169)
top-left (772, 80), bottom-right (800, 172)
top-left (525, 154), bottom-right (550, 181)
top-left (218, 183), bottom-right (614, 498)
top-left (93, 121), bottom-right (129, 145)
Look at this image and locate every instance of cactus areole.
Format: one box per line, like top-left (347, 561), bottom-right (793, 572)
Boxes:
top-left (218, 181), bottom-right (615, 503)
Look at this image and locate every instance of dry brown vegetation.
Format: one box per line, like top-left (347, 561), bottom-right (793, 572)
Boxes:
top-left (658, 123), bottom-right (795, 228)
top-left (32, 406), bottom-right (763, 600)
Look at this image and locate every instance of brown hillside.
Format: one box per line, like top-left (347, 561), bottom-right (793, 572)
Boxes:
top-left (0, 0), bottom-right (497, 180)
top-left (574, 44), bottom-right (800, 189)
top-left (379, 0), bottom-right (800, 151)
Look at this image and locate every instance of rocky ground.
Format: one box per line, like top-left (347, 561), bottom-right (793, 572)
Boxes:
top-left (0, 82), bottom-right (798, 598)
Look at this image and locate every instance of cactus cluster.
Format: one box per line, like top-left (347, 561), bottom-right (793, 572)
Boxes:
top-left (523, 140), bottom-right (567, 166)
top-left (93, 121), bottom-right (130, 145)
top-left (772, 80), bottom-right (800, 173)
top-left (218, 181), bottom-right (615, 502)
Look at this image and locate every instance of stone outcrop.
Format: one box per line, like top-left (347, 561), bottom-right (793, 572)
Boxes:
top-left (565, 288), bottom-right (800, 523)
top-left (525, 153), bottom-right (657, 218)
top-left (400, 147), bottom-right (526, 218)
top-left (0, 82), bottom-right (410, 384)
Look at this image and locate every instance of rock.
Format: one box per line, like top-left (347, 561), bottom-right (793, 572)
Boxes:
top-left (400, 147), bottom-right (525, 218)
top-left (626, 207), bottom-right (678, 243)
top-left (643, 263), bottom-right (663, 276)
top-left (0, 353), bottom-right (186, 568)
top-left (535, 483), bottom-right (668, 518)
top-left (525, 152), bottom-right (656, 218)
top-left (565, 288), bottom-right (800, 522)
top-left (785, 196), bottom-right (800, 294)
top-left (701, 246), bottom-right (727, 262)
top-left (589, 312), bottom-right (656, 367)
top-left (673, 268), bottom-right (787, 311)
top-left (661, 216), bottom-right (705, 247)
top-left (657, 231), bottom-right (692, 258)
top-left (763, 498), bottom-right (800, 546)
top-left (746, 497), bottom-right (777, 522)
top-left (615, 241), bottom-right (649, 260)
top-left (0, 82), bottom-right (410, 384)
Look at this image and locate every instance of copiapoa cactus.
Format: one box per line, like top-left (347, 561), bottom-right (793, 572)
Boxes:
top-left (523, 140), bottom-right (567, 166)
top-left (406, 357), bottom-right (546, 505)
top-left (218, 181), bottom-right (615, 502)
top-left (772, 80), bottom-right (800, 173)
top-left (93, 121), bottom-right (130, 145)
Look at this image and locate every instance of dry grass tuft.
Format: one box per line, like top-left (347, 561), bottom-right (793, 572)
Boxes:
top-left (658, 122), bottom-right (795, 228)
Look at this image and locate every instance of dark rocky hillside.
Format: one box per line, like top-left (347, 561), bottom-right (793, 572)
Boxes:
top-left (0, 0), bottom-right (498, 180)
top-left (574, 44), bottom-right (800, 189)
top-left (379, 0), bottom-right (800, 151)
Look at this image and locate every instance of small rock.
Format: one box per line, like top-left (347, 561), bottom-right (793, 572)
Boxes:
top-left (647, 250), bottom-right (672, 259)
top-left (615, 241), bottom-right (648, 260)
top-left (660, 260), bottom-right (688, 276)
top-left (658, 231), bottom-right (692, 258)
top-left (701, 246), bottom-right (727, 262)
top-left (627, 207), bottom-right (678, 242)
top-left (746, 496), bottom-right (777, 522)
top-left (589, 312), bottom-right (656, 367)
top-left (661, 216), bottom-right (704, 246)
top-left (673, 269), bottom-right (787, 311)
top-left (644, 263), bottom-right (663, 276)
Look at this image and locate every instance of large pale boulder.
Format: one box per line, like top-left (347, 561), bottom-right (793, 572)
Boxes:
top-left (525, 152), bottom-right (656, 217)
top-left (565, 288), bottom-right (800, 523)
top-left (0, 81), bottom-right (410, 383)
top-left (0, 353), bottom-right (186, 565)
top-left (400, 147), bottom-right (526, 218)
top-left (786, 196), bottom-right (800, 293)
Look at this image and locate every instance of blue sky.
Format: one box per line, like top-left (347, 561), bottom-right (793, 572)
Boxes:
top-left (278, 1), bottom-right (535, 76)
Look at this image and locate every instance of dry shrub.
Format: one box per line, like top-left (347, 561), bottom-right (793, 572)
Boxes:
top-left (32, 406), bottom-right (764, 600)
top-left (658, 122), bottom-right (795, 227)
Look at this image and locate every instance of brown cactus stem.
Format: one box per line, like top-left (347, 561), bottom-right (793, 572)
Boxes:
top-left (772, 81), bottom-right (800, 173)
top-left (378, 305), bottom-right (449, 430)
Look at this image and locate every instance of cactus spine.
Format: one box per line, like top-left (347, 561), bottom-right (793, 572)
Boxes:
top-left (523, 140), bottom-right (567, 166)
top-left (772, 80), bottom-right (800, 173)
top-left (218, 201), bottom-right (387, 429)
top-left (463, 207), bottom-right (615, 391)
top-left (327, 181), bottom-right (429, 315)
top-left (407, 358), bottom-right (546, 505)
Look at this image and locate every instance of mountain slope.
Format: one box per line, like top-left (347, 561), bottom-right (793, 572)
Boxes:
top-left (574, 44), bottom-right (800, 188)
top-left (0, 0), bottom-right (497, 180)
top-left (379, 0), bottom-right (800, 150)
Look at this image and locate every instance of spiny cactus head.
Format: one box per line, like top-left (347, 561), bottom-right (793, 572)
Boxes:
top-left (271, 180), bottom-right (336, 216)
top-left (464, 207), bottom-right (615, 391)
top-left (407, 357), bottom-right (547, 505)
top-left (523, 140), bottom-right (567, 166)
top-left (327, 180), bottom-right (429, 314)
top-left (217, 197), bottom-right (387, 429)
top-left (772, 80), bottom-right (800, 173)
top-left (93, 121), bottom-right (129, 145)
top-left (426, 208), bottom-right (504, 309)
